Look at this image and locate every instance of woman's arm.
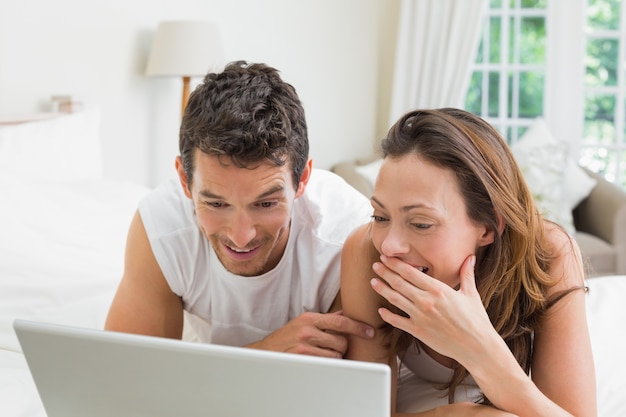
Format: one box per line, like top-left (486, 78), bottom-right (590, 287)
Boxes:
top-left (470, 227), bottom-right (596, 416)
top-left (529, 228), bottom-right (597, 416)
top-left (340, 224), bottom-right (402, 411)
top-left (341, 224), bottom-right (390, 360)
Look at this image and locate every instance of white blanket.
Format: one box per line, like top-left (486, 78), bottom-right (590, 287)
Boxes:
top-left (586, 275), bottom-right (626, 417)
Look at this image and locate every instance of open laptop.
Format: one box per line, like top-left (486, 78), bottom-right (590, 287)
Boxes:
top-left (14, 319), bottom-right (390, 417)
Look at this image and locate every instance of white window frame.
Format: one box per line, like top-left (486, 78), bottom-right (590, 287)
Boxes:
top-left (471, 0), bottom-right (626, 187)
top-left (470, 2), bottom-right (548, 142)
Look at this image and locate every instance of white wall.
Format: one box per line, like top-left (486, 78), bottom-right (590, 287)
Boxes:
top-left (0, 0), bottom-right (397, 187)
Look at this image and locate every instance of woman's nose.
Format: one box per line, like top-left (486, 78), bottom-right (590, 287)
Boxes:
top-left (379, 226), bottom-right (410, 257)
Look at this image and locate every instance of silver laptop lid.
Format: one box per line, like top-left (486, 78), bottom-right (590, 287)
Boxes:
top-left (14, 319), bottom-right (390, 417)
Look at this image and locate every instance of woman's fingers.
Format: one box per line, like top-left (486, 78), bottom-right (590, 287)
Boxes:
top-left (458, 255), bottom-right (477, 295)
top-left (377, 255), bottom-right (432, 290)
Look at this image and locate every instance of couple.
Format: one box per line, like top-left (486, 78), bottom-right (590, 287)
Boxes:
top-left (105, 61), bottom-right (596, 417)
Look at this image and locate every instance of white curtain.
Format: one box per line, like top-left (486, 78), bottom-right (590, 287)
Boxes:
top-left (389, 0), bottom-right (487, 123)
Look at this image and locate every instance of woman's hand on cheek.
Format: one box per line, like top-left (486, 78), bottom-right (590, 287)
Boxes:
top-left (370, 254), bottom-right (494, 363)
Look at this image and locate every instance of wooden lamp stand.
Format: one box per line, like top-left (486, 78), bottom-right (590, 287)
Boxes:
top-left (181, 76), bottom-right (191, 118)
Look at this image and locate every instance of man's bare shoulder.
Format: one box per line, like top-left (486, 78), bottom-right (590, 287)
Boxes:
top-left (105, 210), bottom-right (184, 338)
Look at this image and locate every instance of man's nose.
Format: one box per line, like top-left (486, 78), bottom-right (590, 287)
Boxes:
top-left (227, 210), bottom-right (257, 248)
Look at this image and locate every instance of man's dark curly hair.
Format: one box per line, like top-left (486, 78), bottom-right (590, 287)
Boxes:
top-left (178, 60), bottom-right (309, 189)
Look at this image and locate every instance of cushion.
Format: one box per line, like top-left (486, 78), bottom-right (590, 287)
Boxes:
top-left (354, 158), bottom-right (383, 188)
top-left (511, 119), bottom-right (597, 234)
top-left (573, 231), bottom-right (616, 276)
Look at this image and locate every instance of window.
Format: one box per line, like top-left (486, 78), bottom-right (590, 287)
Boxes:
top-left (466, 0), bottom-right (626, 189)
top-left (581, 0), bottom-right (626, 185)
top-left (465, 0), bottom-right (547, 143)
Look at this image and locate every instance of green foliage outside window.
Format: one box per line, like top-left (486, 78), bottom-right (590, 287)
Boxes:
top-left (588, 0), bottom-right (620, 30)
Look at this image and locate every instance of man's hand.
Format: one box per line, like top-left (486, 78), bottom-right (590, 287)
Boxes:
top-left (248, 311), bottom-right (375, 358)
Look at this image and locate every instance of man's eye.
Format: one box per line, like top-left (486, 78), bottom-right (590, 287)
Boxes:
top-left (207, 202), bottom-right (223, 208)
top-left (259, 201), bottom-right (275, 208)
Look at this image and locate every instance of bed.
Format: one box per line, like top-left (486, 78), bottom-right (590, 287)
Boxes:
top-left (0, 110), bottom-right (151, 416)
top-left (1, 112), bottom-right (625, 416)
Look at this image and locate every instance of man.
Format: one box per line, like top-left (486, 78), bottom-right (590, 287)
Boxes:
top-left (105, 61), bottom-right (374, 358)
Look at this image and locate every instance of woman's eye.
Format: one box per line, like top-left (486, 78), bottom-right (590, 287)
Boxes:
top-left (412, 223), bottom-right (431, 230)
top-left (371, 215), bottom-right (388, 223)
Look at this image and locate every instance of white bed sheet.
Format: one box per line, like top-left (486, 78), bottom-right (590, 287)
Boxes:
top-left (586, 275), bottom-right (626, 417)
top-left (0, 176), bottom-right (150, 417)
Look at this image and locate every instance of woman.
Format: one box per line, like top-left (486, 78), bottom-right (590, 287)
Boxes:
top-left (341, 108), bottom-right (596, 416)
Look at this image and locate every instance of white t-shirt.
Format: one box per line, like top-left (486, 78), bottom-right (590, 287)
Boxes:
top-left (139, 168), bottom-right (372, 346)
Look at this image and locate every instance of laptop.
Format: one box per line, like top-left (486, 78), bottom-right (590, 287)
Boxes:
top-left (14, 319), bottom-right (390, 417)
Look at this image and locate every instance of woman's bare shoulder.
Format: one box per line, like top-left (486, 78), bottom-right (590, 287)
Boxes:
top-left (340, 222), bottom-right (386, 328)
top-left (543, 222), bottom-right (586, 291)
top-left (344, 222), bottom-right (377, 255)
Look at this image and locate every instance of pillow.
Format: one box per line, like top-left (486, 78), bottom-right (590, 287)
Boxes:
top-left (0, 109), bottom-right (103, 181)
top-left (355, 158), bottom-right (383, 187)
top-left (511, 118), bottom-right (597, 234)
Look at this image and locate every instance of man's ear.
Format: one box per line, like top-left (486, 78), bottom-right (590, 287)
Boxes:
top-left (175, 156), bottom-right (193, 199)
top-left (295, 159), bottom-right (313, 198)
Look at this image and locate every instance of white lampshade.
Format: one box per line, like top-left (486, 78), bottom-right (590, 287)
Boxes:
top-left (145, 20), bottom-right (225, 77)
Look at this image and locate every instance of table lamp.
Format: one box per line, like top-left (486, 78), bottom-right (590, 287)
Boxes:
top-left (145, 20), bottom-right (225, 117)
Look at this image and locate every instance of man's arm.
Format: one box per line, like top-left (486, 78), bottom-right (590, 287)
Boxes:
top-left (105, 211), bottom-right (184, 339)
top-left (245, 260), bottom-right (375, 358)
top-left (245, 307), bottom-right (374, 358)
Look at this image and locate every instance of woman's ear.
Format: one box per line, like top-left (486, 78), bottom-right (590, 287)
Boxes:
top-left (478, 227), bottom-right (496, 248)
top-left (478, 213), bottom-right (506, 248)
